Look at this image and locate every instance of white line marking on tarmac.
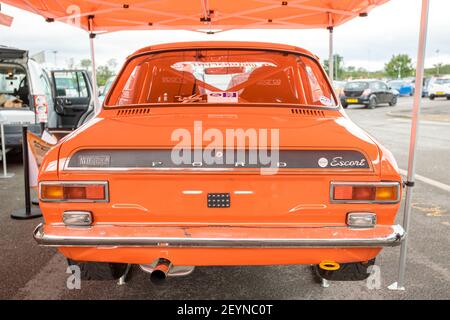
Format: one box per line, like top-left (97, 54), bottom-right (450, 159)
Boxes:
top-left (409, 248), bottom-right (450, 283)
top-left (390, 118), bottom-right (450, 126)
top-left (14, 253), bottom-right (68, 300)
top-left (399, 169), bottom-right (450, 193)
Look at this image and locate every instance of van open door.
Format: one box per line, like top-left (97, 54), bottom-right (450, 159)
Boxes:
top-left (0, 46), bottom-right (28, 64)
top-left (50, 70), bottom-right (93, 130)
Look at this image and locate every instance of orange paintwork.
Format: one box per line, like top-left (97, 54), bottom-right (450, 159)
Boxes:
top-left (37, 42), bottom-right (402, 267)
top-left (3, 0), bottom-right (390, 33)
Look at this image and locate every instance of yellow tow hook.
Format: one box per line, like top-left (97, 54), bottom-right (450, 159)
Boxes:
top-left (319, 261), bottom-right (340, 271)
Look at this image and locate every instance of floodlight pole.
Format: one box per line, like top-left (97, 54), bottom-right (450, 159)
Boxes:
top-left (389, 0), bottom-right (430, 291)
top-left (88, 16), bottom-right (100, 113)
top-left (328, 26), bottom-right (334, 81)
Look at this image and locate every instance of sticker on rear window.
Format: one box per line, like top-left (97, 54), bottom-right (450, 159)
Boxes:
top-left (207, 92), bottom-right (238, 103)
top-left (319, 96), bottom-right (332, 106)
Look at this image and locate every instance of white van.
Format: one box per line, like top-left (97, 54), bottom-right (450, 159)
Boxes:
top-left (0, 46), bottom-right (52, 147)
top-left (0, 46), bottom-right (94, 149)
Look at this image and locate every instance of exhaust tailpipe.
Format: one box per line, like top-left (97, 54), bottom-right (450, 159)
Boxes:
top-left (150, 258), bottom-right (172, 285)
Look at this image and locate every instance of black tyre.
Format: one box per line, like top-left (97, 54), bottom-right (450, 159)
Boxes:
top-left (67, 259), bottom-right (128, 281)
top-left (429, 95), bottom-right (435, 100)
top-left (389, 96), bottom-right (397, 106)
top-left (313, 259), bottom-right (376, 281)
top-left (447, 96), bottom-right (450, 100)
top-left (342, 103), bottom-right (348, 109)
top-left (368, 96), bottom-right (377, 109)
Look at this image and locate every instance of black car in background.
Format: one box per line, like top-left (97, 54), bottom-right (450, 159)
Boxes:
top-left (341, 80), bottom-right (397, 109)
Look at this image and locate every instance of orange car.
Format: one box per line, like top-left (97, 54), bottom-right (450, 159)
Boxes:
top-left (34, 42), bottom-right (404, 284)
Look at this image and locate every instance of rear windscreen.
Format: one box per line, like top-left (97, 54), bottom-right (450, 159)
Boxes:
top-left (345, 82), bottom-right (369, 90)
top-left (106, 49), bottom-right (336, 108)
top-left (435, 79), bottom-right (450, 85)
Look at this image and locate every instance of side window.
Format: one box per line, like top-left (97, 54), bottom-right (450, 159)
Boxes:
top-left (54, 71), bottom-right (89, 98)
top-left (298, 58), bottom-right (335, 106)
top-left (117, 64), bottom-right (147, 105)
top-left (371, 82), bottom-right (380, 91)
top-left (379, 82), bottom-right (388, 90)
top-left (77, 72), bottom-right (89, 97)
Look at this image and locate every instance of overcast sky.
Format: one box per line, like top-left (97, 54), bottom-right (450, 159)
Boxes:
top-left (1, 0), bottom-right (449, 71)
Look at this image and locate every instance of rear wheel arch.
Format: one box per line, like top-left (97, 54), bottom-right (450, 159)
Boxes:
top-left (368, 95), bottom-right (377, 109)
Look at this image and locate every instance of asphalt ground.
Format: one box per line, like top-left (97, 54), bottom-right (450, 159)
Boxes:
top-left (387, 95), bottom-right (450, 122)
top-left (0, 96), bottom-right (449, 300)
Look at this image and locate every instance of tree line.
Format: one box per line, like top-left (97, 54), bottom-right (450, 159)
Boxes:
top-left (78, 58), bottom-right (117, 87)
top-left (323, 54), bottom-right (448, 80)
top-left (76, 54), bottom-right (448, 86)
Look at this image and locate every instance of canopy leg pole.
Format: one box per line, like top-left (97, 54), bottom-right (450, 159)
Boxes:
top-left (88, 16), bottom-right (100, 113)
top-left (388, 0), bottom-right (430, 292)
top-left (321, 278), bottom-right (330, 288)
top-left (328, 26), bottom-right (334, 81)
top-left (0, 122), bottom-right (14, 178)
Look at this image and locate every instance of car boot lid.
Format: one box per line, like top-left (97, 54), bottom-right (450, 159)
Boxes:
top-left (58, 109), bottom-right (380, 174)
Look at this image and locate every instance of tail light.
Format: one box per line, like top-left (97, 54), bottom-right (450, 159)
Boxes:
top-left (39, 181), bottom-right (109, 202)
top-left (362, 89), bottom-right (372, 96)
top-left (331, 182), bottom-right (400, 204)
top-left (33, 95), bottom-right (48, 123)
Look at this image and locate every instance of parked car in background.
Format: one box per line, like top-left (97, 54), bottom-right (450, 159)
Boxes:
top-left (0, 46), bottom-right (95, 151)
top-left (341, 80), bottom-right (397, 109)
top-left (48, 69), bottom-right (94, 130)
top-left (406, 77), bottom-right (430, 97)
top-left (421, 77), bottom-right (431, 97)
top-left (35, 41), bottom-right (405, 284)
top-left (0, 46), bottom-right (51, 148)
top-left (428, 76), bottom-right (450, 100)
top-left (387, 80), bottom-right (414, 96)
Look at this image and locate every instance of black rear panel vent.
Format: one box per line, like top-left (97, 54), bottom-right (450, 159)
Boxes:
top-left (116, 108), bottom-right (151, 117)
top-left (291, 108), bottom-right (325, 117)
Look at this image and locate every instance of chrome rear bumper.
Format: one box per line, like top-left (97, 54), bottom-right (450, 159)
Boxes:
top-left (33, 223), bottom-right (405, 248)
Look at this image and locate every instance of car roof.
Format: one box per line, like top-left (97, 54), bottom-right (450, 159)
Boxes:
top-left (128, 41), bottom-right (317, 59)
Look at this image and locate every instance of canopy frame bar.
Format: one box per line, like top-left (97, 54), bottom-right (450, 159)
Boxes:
top-left (4, 0), bottom-right (384, 33)
top-left (327, 12), bottom-right (334, 81)
top-left (388, 0), bottom-right (430, 291)
top-left (88, 15), bottom-right (100, 112)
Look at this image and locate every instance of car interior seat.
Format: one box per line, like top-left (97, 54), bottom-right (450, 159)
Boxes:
top-left (14, 76), bottom-right (29, 106)
top-left (239, 66), bottom-right (299, 104)
top-left (145, 66), bottom-right (201, 103)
